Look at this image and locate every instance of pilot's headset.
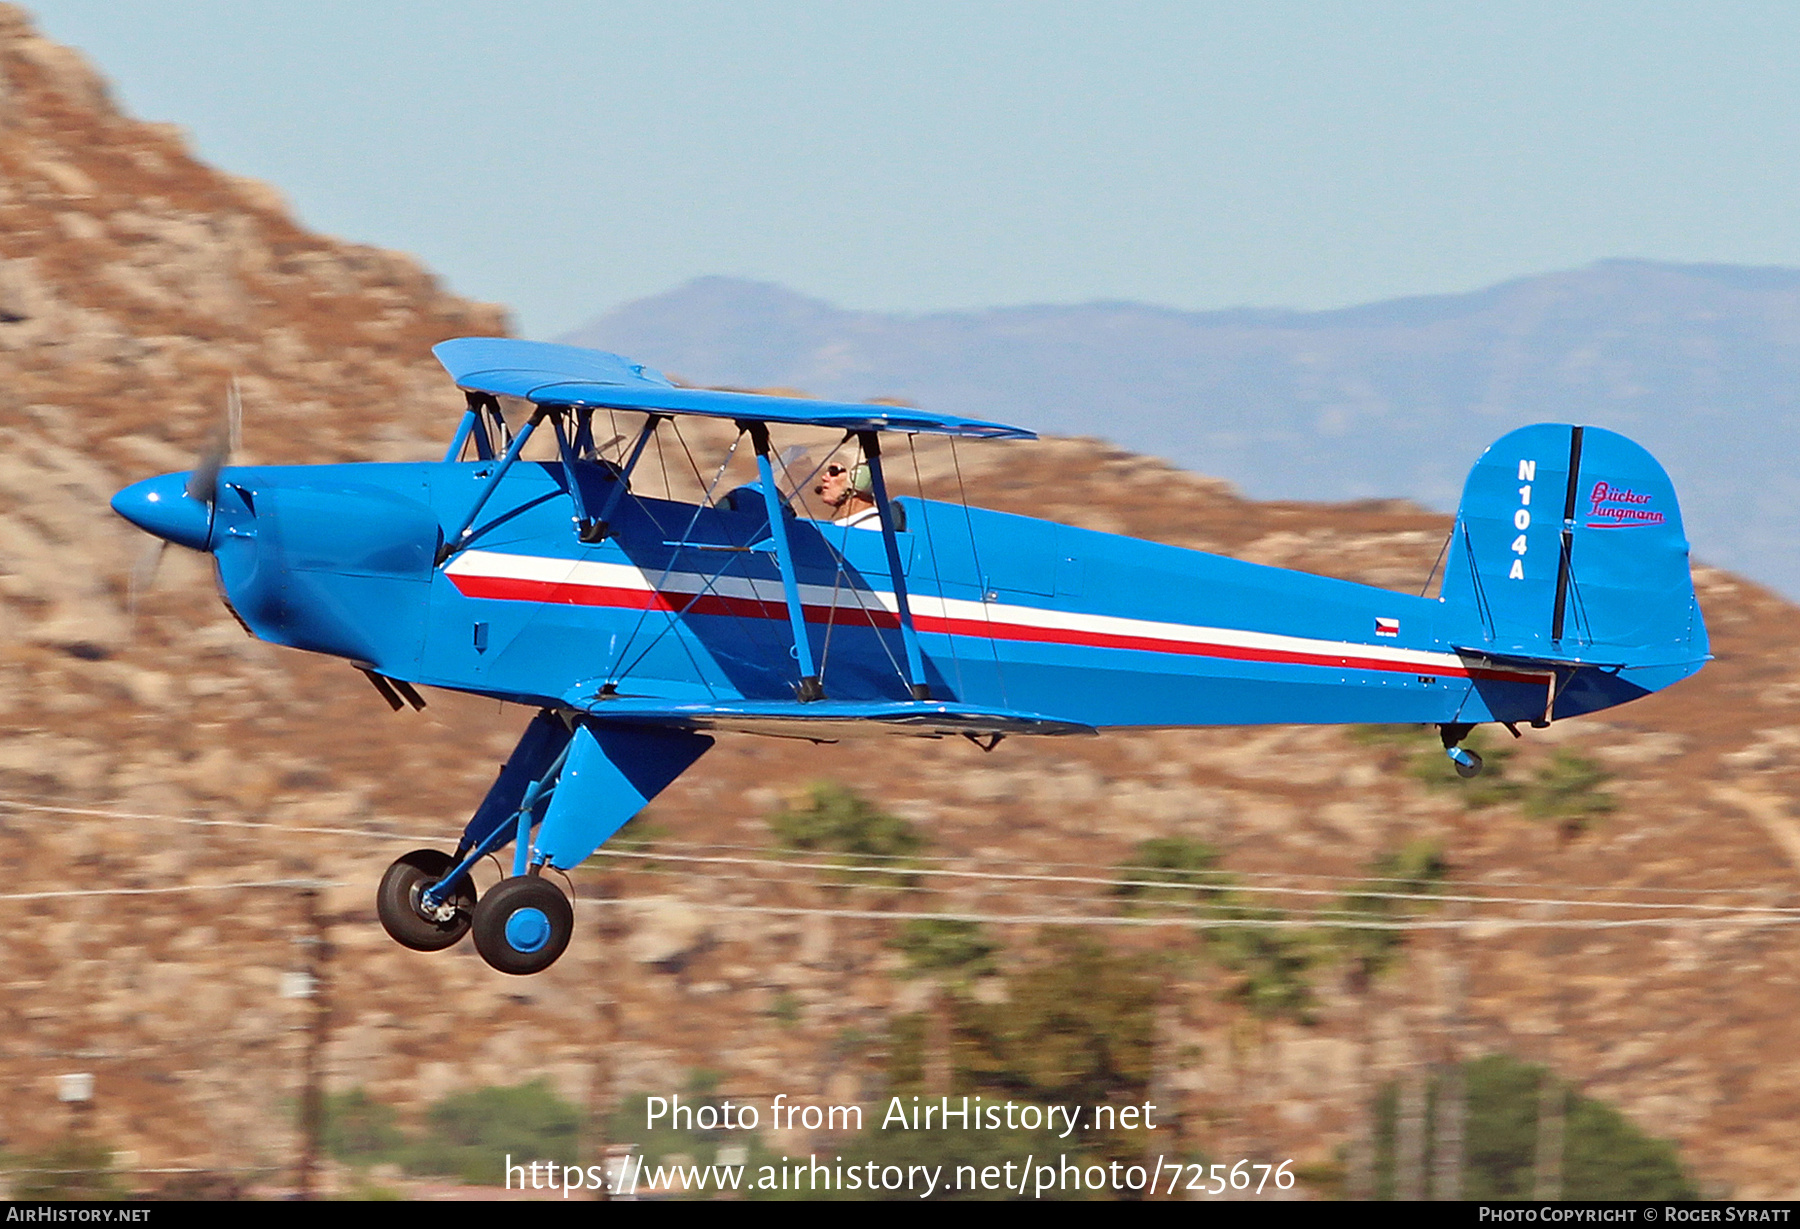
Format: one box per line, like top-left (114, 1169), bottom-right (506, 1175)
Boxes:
top-left (850, 462), bottom-right (874, 497)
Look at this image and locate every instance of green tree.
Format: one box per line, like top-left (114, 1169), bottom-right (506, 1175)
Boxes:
top-left (1206, 908), bottom-right (1321, 1024)
top-left (8, 1137), bottom-right (127, 1201)
top-left (890, 918), bottom-right (998, 983)
top-left (1112, 836), bottom-right (1230, 913)
top-left (1372, 1055), bottom-right (1696, 1200)
top-left (1521, 749), bottom-right (1614, 839)
top-left (885, 930), bottom-right (1162, 1165)
top-left (768, 782), bottom-right (925, 884)
top-left (1335, 838), bottom-right (1448, 985)
top-left (403, 1079), bottom-right (581, 1185)
top-left (1115, 836), bottom-right (1317, 1023)
top-left (975, 930), bottom-right (1159, 1109)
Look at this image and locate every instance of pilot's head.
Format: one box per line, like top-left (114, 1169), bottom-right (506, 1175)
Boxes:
top-left (815, 462), bottom-right (874, 510)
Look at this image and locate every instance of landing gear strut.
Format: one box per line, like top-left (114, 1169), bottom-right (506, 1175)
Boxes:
top-left (374, 712), bottom-right (713, 975)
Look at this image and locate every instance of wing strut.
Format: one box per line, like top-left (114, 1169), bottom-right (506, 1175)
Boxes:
top-left (746, 421), bottom-right (824, 701)
top-left (549, 413), bottom-right (599, 540)
top-left (857, 430), bottom-right (931, 700)
top-left (589, 413), bottom-right (663, 540)
top-left (442, 391), bottom-right (507, 463)
top-left (437, 405), bottom-right (547, 564)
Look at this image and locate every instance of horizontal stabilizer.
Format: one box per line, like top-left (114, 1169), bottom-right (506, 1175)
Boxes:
top-left (1451, 646), bottom-right (1623, 671)
top-left (567, 693), bottom-right (1097, 740)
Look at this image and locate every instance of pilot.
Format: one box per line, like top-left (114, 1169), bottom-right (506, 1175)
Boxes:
top-left (814, 462), bottom-right (884, 529)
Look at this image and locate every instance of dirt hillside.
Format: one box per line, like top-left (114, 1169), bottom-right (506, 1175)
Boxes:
top-left (1, 6), bottom-right (1797, 1199)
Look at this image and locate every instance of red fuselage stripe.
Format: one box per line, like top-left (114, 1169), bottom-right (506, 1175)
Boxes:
top-left (447, 573), bottom-right (1542, 683)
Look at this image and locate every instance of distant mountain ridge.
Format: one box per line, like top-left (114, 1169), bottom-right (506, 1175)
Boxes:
top-left (564, 262), bottom-right (1800, 599)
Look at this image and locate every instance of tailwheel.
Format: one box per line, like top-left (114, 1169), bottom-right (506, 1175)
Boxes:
top-left (472, 875), bottom-right (573, 975)
top-left (1438, 722), bottom-right (1484, 779)
top-left (378, 849), bottom-right (476, 951)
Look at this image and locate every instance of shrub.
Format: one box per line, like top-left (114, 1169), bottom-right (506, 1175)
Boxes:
top-left (7, 1136), bottom-right (128, 1201)
top-left (320, 1087), bottom-right (405, 1165)
top-left (1112, 837), bottom-right (1229, 913)
top-left (1336, 839), bottom-right (1449, 983)
top-left (1407, 730), bottom-right (1522, 808)
top-left (403, 1079), bottom-right (581, 1185)
top-left (1521, 749), bottom-right (1614, 838)
top-left (890, 918), bottom-right (999, 981)
top-left (768, 782), bottom-right (925, 884)
top-left (1372, 1054), bottom-right (1696, 1200)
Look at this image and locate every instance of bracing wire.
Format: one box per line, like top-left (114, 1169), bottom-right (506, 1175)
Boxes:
top-left (607, 425), bottom-right (751, 692)
top-left (949, 436), bottom-right (1008, 706)
top-left (910, 434), bottom-right (969, 699)
top-left (1418, 528), bottom-right (1452, 597)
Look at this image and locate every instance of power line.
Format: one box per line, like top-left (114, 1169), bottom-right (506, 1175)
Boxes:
top-left (0, 878), bottom-right (338, 902)
top-left (569, 898), bottom-right (1800, 932)
top-left (571, 857), bottom-right (1800, 925)
top-left (12, 793), bottom-right (1770, 899)
top-left (4, 796), bottom-right (1793, 925)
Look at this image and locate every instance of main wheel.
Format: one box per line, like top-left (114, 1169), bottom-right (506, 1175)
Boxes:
top-left (472, 875), bottom-right (573, 975)
top-left (377, 849), bottom-right (476, 952)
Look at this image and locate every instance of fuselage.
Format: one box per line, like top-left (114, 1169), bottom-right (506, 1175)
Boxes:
top-left (116, 455), bottom-right (1693, 731)
top-left (108, 336), bottom-right (1715, 978)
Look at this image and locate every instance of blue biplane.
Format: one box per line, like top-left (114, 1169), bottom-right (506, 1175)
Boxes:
top-left (111, 338), bottom-right (1709, 974)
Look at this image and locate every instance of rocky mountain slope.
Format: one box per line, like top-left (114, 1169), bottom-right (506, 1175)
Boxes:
top-left (2, 6), bottom-right (1798, 1199)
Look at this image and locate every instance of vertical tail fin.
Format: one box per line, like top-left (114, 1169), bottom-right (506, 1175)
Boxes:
top-left (1442, 424), bottom-right (1707, 671)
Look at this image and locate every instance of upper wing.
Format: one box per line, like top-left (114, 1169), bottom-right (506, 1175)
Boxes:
top-left (434, 337), bottom-right (1035, 440)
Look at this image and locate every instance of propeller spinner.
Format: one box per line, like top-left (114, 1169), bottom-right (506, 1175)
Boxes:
top-left (115, 379), bottom-right (241, 612)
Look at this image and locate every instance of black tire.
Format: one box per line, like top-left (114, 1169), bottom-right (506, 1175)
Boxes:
top-left (472, 875), bottom-right (574, 975)
top-left (1454, 749), bottom-right (1485, 779)
top-left (377, 849), bottom-right (476, 952)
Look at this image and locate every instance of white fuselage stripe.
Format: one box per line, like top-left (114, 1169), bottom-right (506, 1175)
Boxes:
top-left (445, 549), bottom-right (1472, 672)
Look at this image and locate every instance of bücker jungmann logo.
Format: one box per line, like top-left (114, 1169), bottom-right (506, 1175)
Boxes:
top-left (1586, 480), bottom-right (1666, 528)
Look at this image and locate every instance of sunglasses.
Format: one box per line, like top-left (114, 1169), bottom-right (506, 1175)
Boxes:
top-left (823, 465), bottom-right (848, 477)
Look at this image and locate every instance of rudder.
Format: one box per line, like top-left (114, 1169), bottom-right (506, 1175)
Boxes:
top-left (1441, 424), bottom-right (1708, 669)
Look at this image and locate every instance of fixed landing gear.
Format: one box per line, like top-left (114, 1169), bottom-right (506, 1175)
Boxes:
top-left (374, 712), bottom-right (710, 975)
top-left (376, 853), bottom-right (575, 974)
top-left (472, 875), bottom-right (573, 976)
top-left (377, 849), bottom-right (476, 951)
top-left (1439, 722), bottom-right (1485, 778)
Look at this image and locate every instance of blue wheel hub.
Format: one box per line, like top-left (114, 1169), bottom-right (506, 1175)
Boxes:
top-left (505, 906), bottom-right (552, 953)
top-left (471, 876), bottom-right (573, 975)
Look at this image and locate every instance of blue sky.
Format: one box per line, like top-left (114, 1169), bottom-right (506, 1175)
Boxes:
top-left (25, 2), bottom-right (1800, 338)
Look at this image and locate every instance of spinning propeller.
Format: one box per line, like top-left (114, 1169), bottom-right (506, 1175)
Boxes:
top-left (184, 376), bottom-right (240, 505)
top-left (123, 379), bottom-right (241, 618)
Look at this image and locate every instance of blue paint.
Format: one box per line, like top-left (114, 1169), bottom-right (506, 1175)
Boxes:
top-left (111, 472), bottom-right (213, 552)
top-left (751, 428), bottom-right (821, 694)
top-left (110, 337), bottom-right (1713, 973)
top-left (533, 722), bottom-right (713, 869)
top-left (504, 907), bottom-right (551, 953)
top-left (434, 338), bottom-right (1034, 440)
